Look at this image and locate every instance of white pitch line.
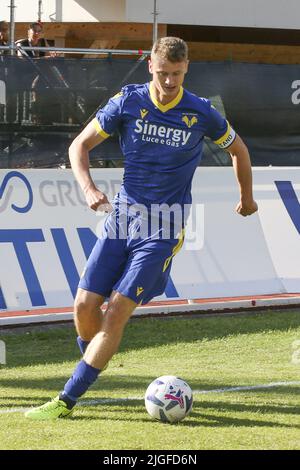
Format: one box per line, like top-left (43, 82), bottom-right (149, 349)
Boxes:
top-left (80, 397), bottom-right (142, 406)
top-left (193, 380), bottom-right (300, 394)
top-left (0, 380), bottom-right (299, 414)
top-left (0, 407), bottom-right (30, 413)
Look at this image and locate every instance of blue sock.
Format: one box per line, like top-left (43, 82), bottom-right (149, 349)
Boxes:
top-left (77, 336), bottom-right (90, 355)
top-left (60, 360), bottom-right (100, 407)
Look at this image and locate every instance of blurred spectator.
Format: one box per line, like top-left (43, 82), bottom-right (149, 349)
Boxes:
top-left (0, 21), bottom-right (9, 124)
top-left (15, 22), bottom-right (51, 58)
top-left (0, 20), bottom-right (9, 55)
top-left (15, 22), bottom-right (58, 124)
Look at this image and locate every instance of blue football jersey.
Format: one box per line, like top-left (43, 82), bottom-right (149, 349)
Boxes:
top-left (94, 82), bottom-right (236, 208)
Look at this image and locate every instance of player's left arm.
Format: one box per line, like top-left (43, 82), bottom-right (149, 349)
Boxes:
top-left (206, 102), bottom-right (257, 217)
top-left (226, 134), bottom-right (258, 217)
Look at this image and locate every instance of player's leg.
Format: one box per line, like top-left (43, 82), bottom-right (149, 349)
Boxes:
top-left (74, 288), bottom-right (105, 340)
top-left (83, 290), bottom-right (137, 369)
top-left (59, 291), bottom-right (137, 408)
top-left (24, 211), bottom-right (131, 419)
top-left (74, 221), bottom-right (127, 355)
top-left (24, 291), bottom-right (137, 420)
top-left (74, 288), bottom-right (105, 355)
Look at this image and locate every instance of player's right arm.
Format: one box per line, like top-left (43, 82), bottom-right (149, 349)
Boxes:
top-left (70, 89), bottom-right (124, 211)
top-left (69, 119), bottom-right (111, 212)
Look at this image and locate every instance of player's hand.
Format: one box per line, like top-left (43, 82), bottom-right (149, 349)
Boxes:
top-left (84, 187), bottom-right (112, 212)
top-left (235, 199), bottom-right (258, 217)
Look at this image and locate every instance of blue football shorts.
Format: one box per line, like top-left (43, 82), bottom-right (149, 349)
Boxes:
top-left (78, 209), bottom-right (184, 305)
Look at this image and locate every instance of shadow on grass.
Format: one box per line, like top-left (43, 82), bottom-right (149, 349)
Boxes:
top-left (72, 398), bottom-right (300, 429)
top-left (1, 372), bottom-right (300, 396)
top-left (7, 398), bottom-right (298, 430)
top-left (1, 373), bottom-right (299, 430)
top-left (0, 310), bottom-right (300, 368)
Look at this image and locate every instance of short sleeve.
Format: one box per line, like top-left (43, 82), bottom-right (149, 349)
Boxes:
top-left (206, 104), bottom-right (236, 149)
top-left (93, 90), bottom-right (124, 139)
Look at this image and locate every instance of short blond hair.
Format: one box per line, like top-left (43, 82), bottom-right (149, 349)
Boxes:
top-left (151, 37), bottom-right (188, 63)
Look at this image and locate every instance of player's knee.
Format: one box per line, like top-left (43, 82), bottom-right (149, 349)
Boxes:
top-left (74, 290), bottom-right (102, 318)
top-left (104, 304), bottom-right (132, 330)
top-left (106, 291), bottom-right (137, 320)
top-left (74, 296), bottom-right (93, 319)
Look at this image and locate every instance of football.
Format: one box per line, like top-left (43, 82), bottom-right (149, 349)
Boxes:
top-left (145, 375), bottom-right (193, 423)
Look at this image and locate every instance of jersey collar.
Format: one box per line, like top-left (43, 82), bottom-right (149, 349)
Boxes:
top-left (149, 82), bottom-right (184, 113)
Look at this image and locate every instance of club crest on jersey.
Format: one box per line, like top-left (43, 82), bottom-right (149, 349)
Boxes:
top-left (182, 115), bottom-right (198, 128)
top-left (140, 109), bottom-right (149, 119)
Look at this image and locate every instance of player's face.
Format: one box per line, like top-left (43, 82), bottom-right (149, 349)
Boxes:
top-left (149, 56), bottom-right (188, 104)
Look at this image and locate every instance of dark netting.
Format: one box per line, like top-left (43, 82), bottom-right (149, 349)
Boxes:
top-left (1, 56), bottom-right (300, 168)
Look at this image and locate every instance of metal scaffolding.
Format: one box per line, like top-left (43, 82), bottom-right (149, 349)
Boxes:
top-left (152, 0), bottom-right (158, 44)
top-left (9, 0), bottom-right (16, 56)
top-left (0, 45), bottom-right (151, 56)
top-left (5, 0), bottom-right (159, 54)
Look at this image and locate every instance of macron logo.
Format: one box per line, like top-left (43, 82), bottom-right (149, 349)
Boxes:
top-left (134, 119), bottom-right (191, 147)
top-left (136, 286), bottom-right (144, 296)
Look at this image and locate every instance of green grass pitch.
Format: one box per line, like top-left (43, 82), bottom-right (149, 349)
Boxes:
top-left (0, 310), bottom-right (299, 450)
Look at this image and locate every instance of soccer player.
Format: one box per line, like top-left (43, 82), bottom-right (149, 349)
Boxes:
top-left (25, 37), bottom-right (258, 419)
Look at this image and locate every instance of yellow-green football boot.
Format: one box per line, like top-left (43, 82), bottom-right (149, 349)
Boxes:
top-left (25, 396), bottom-right (74, 420)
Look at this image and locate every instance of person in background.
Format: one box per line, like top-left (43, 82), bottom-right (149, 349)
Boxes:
top-left (15, 22), bottom-right (57, 124)
top-left (15, 22), bottom-right (50, 58)
top-left (0, 20), bottom-right (9, 56)
top-left (0, 21), bottom-right (9, 124)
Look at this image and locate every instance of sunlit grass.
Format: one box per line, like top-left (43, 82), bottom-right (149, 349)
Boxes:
top-left (0, 310), bottom-right (299, 449)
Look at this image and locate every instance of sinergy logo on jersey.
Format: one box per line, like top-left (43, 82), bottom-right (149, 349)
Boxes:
top-left (134, 119), bottom-right (192, 147)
